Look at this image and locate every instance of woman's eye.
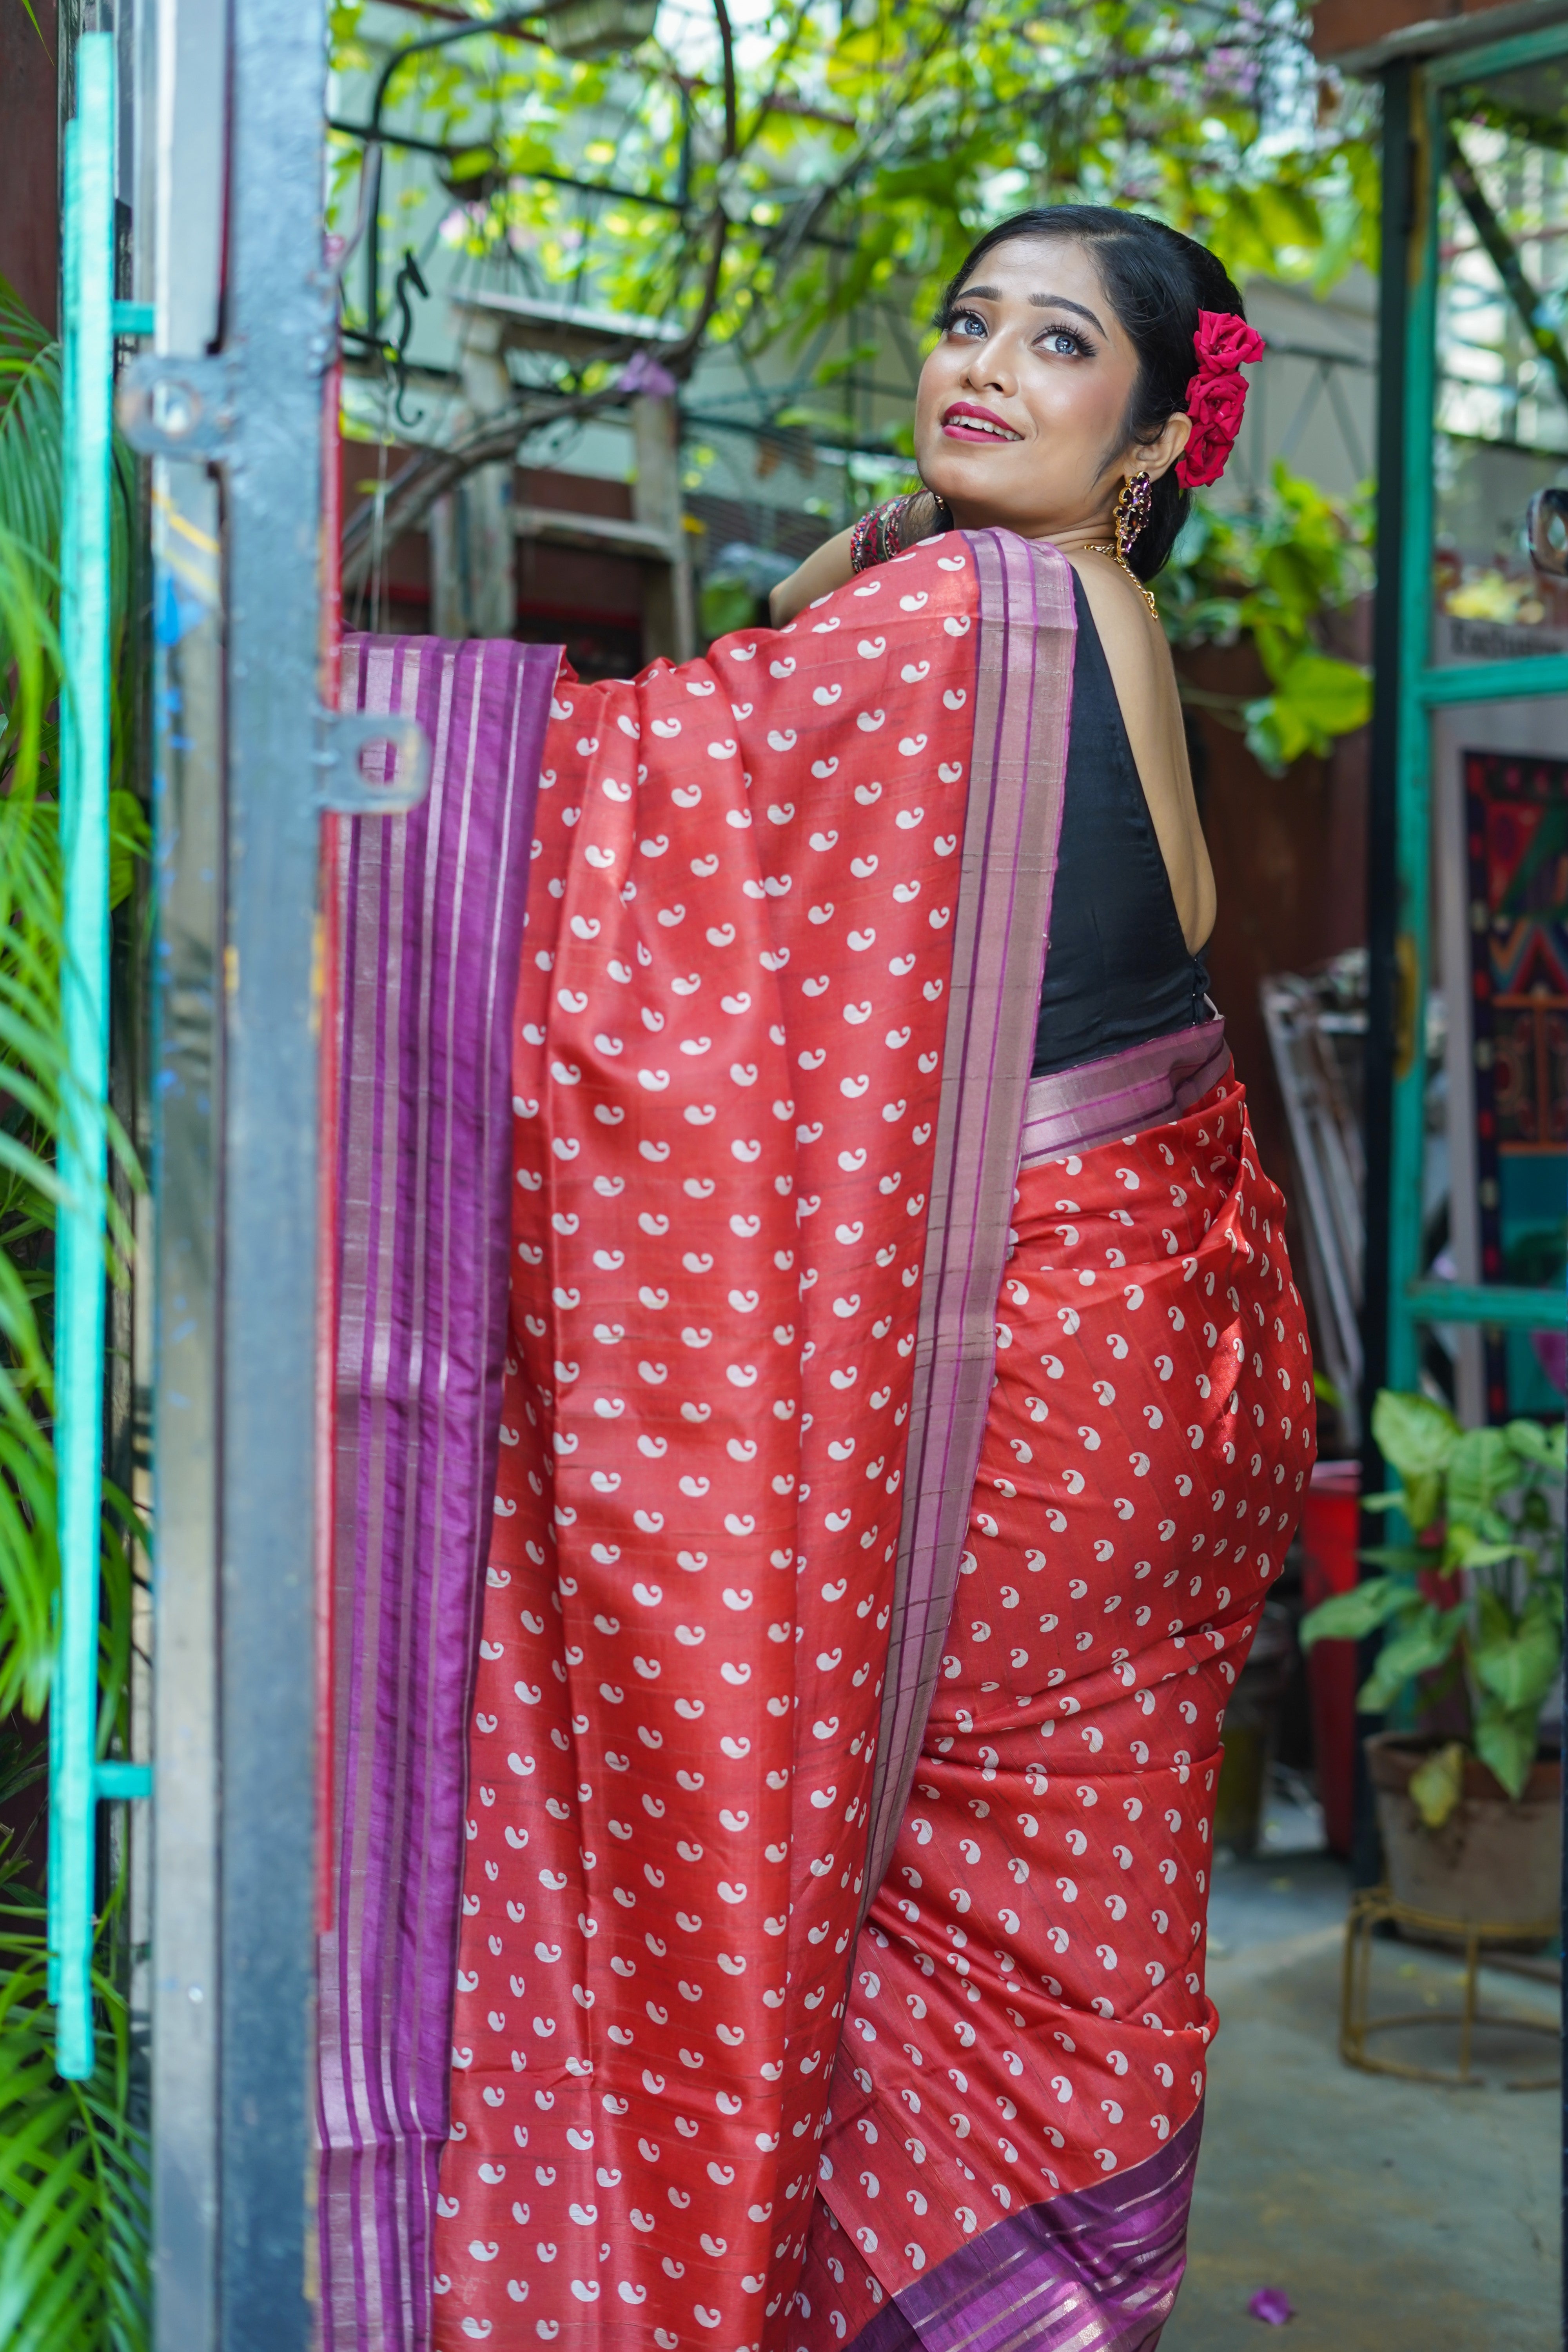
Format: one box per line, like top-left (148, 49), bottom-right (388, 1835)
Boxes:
top-left (1041, 328), bottom-right (1086, 356)
top-left (951, 311), bottom-right (987, 338)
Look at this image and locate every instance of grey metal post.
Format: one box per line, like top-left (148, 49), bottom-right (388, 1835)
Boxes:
top-left (218, 0), bottom-right (330, 2339)
top-left (145, 0), bottom-right (228, 2337)
top-left (134, 0), bottom-right (329, 2340)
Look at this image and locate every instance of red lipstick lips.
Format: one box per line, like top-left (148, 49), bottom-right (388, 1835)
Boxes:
top-left (940, 401), bottom-right (1022, 443)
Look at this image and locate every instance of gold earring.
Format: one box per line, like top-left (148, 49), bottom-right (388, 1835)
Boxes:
top-left (1088, 475), bottom-right (1158, 615)
top-left (1114, 472), bottom-right (1153, 567)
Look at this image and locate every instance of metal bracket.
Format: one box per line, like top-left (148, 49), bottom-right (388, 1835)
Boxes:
top-left (116, 351), bottom-right (238, 458)
top-left (315, 708), bottom-right (432, 815)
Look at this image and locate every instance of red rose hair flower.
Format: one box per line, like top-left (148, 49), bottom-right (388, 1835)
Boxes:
top-left (1175, 309), bottom-right (1265, 490)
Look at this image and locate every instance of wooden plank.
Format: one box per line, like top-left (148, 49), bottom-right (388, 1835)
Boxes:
top-left (511, 503), bottom-right (680, 561)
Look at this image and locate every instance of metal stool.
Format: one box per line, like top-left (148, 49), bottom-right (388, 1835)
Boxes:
top-left (1340, 1886), bottom-right (1559, 2090)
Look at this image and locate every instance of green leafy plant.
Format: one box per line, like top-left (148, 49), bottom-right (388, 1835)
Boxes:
top-left (1300, 1389), bottom-right (1566, 1823)
top-left (1155, 460), bottom-right (1373, 772)
top-left (0, 277), bottom-right (150, 2350)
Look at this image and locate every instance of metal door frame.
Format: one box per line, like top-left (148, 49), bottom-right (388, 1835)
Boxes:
top-left (1366, 20), bottom-right (1568, 1412)
top-left (125, 0), bottom-right (330, 2341)
top-left (1355, 20), bottom-right (1568, 2343)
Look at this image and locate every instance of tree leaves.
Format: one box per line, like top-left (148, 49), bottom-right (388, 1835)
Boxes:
top-left (1155, 462), bottom-right (1373, 773)
top-left (1252, 650), bottom-right (1370, 767)
top-left (332, 1), bottom-right (1377, 394)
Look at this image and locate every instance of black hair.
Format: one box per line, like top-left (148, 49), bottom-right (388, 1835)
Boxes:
top-left (935, 205), bottom-right (1247, 580)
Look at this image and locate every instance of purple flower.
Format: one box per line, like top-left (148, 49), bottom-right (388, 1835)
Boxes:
top-left (1249, 2287), bottom-right (1294, 2326)
top-left (617, 350), bottom-right (677, 400)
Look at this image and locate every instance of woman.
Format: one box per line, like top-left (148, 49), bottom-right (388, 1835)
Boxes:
top-left (411, 206), bottom-right (1313, 2352)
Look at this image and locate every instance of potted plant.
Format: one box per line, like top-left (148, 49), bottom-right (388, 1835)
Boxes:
top-left (1300, 1389), bottom-right (1564, 1926)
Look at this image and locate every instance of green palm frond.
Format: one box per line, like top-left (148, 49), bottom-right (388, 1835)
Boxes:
top-left (0, 1847), bottom-right (149, 2352)
top-left (0, 285), bottom-right (151, 2348)
top-left (0, 523), bottom-right (71, 1720)
top-left (0, 278), bottom-right (136, 656)
top-left (0, 289), bottom-right (59, 585)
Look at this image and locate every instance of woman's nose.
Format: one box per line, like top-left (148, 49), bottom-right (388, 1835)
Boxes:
top-left (962, 344), bottom-right (1015, 399)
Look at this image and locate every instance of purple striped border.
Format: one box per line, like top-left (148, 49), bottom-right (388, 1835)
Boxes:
top-left (317, 633), bottom-right (557, 2352)
top-left (1018, 1018), bottom-right (1231, 1164)
top-left (862, 529), bottom-right (1077, 1895)
top-left (845, 2109), bottom-right (1202, 2352)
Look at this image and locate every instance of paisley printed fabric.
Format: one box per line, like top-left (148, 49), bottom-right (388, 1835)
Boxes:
top-left (797, 1077), bottom-right (1313, 2346)
top-left (321, 530), bottom-right (1314, 2351)
top-left (431, 533), bottom-right (1063, 2347)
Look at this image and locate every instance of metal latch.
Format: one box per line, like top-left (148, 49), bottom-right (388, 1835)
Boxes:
top-left (115, 351), bottom-right (238, 458)
top-left (316, 708), bottom-right (432, 815)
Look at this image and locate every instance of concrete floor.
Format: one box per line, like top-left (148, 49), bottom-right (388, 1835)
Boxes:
top-left (1161, 1833), bottom-right (1561, 2351)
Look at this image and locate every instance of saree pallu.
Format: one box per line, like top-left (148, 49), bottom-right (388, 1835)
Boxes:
top-left (317, 529), bottom-right (1314, 2352)
top-left (319, 637), bottom-right (558, 2349)
top-left (431, 532), bottom-right (1048, 2349)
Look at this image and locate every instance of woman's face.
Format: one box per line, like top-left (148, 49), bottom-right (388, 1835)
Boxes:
top-left (913, 236), bottom-right (1187, 539)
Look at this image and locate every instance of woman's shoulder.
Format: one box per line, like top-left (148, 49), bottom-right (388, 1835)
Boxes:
top-left (1063, 549), bottom-right (1165, 672)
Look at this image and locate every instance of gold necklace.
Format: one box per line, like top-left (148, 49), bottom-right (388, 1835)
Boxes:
top-left (1082, 541), bottom-right (1158, 619)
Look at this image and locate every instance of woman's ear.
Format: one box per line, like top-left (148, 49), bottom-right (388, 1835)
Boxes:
top-left (1137, 410), bottom-right (1194, 484)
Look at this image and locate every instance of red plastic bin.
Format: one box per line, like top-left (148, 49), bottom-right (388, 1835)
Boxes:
top-left (1299, 1458), bottom-right (1361, 1857)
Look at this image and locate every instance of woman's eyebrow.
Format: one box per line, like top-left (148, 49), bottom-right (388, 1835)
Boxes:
top-left (951, 284), bottom-right (1106, 335)
top-left (1028, 292), bottom-right (1105, 332)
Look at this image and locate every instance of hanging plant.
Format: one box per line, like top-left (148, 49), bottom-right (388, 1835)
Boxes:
top-left (1155, 459), bottom-right (1373, 774)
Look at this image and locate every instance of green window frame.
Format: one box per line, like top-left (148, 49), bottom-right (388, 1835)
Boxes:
top-left (1382, 18), bottom-right (1568, 1400)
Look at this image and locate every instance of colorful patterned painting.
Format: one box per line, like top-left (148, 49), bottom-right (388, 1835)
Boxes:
top-left (1463, 747), bottom-right (1568, 1418)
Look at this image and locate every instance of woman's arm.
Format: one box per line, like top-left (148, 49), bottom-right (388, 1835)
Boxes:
top-left (769, 526), bottom-right (857, 626)
top-left (769, 492), bottom-right (950, 627)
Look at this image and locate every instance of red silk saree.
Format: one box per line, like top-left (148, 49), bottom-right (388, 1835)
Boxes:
top-left (319, 530), bottom-right (1313, 2352)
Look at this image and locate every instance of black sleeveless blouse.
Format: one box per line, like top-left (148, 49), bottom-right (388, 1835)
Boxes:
top-left (1033, 576), bottom-right (1209, 1079)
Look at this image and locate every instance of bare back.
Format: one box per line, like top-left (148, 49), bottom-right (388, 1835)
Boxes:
top-left (1064, 549), bottom-right (1214, 954)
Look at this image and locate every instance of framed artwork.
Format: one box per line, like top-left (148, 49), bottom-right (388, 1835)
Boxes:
top-left (1463, 746), bottom-right (1568, 1416)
